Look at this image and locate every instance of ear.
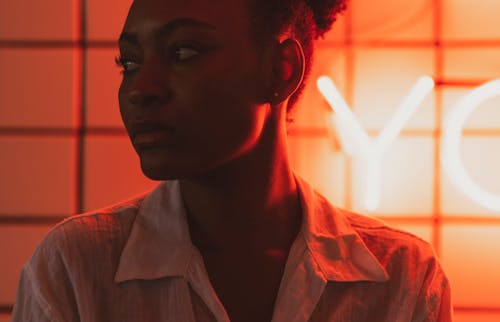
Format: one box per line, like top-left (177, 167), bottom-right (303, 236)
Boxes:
top-left (269, 38), bottom-right (305, 105)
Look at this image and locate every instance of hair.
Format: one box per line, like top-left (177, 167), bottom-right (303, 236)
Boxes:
top-left (247, 0), bottom-right (347, 121)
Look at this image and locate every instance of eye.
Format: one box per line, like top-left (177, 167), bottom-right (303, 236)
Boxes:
top-left (115, 56), bottom-right (140, 75)
top-left (171, 46), bottom-right (200, 63)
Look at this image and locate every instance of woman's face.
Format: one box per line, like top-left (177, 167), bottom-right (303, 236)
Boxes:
top-left (118, 0), bottom-right (272, 180)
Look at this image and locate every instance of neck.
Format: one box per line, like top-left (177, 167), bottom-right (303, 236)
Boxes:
top-left (179, 112), bottom-right (301, 253)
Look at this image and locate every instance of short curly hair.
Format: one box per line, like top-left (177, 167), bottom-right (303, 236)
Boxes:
top-left (247, 0), bottom-right (347, 120)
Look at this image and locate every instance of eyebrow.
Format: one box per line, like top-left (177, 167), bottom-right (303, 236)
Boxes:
top-left (118, 18), bottom-right (216, 45)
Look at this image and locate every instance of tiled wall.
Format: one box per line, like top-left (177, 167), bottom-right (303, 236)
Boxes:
top-left (1, 0), bottom-right (499, 320)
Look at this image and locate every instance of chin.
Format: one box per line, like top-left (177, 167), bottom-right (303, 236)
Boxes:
top-left (141, 170), bottom-right (169, 181)
top-left (140, 162), bottom-right (183, 181)
top-left (136, 148), bottom-right (186, 180)
top-left (137, 147), bottom-right (240, 181)
top-left (139, 157), bottom-right (211, 181)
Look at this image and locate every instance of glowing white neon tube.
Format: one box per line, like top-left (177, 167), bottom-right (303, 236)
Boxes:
top-left (317, 76), bottom-right (434, 211)
top-left (441, 79), bottom-right (500, 212)
top-left (375, 76), bottom-right (435, 147)
top-left (317, 77), bottom-right (369, 155)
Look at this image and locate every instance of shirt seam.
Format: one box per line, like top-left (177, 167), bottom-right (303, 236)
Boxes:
top-left (348, 220), bottom-right (431, 246)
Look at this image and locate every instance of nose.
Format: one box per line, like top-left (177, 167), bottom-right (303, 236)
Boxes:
top-left (129, 89), bottom-right (165, 109)
top-left (128, 59), bottom-right (171, 109)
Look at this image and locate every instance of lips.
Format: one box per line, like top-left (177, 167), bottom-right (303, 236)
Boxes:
top-left (130, 122), bottom-right (174, 149)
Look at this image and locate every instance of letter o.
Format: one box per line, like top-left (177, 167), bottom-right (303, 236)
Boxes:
top-left (441, 79), bottom-right (500, 212)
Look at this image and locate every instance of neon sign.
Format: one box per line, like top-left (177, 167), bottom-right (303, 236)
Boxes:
top-left (317, 76), bottom-right (500, 212)
top-left (441, 79), bottom-right (500, 212)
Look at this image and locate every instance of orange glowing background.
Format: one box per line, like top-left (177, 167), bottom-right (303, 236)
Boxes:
top-left (1, 0), bottom-right (500, 321)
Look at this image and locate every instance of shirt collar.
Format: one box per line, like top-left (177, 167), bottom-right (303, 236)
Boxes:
top-left (115, 180), bottom-right (193, 282)
top-left (114, 176), bottom-right (389, 283)
top-left (294, 175), bottom-right (389, 282)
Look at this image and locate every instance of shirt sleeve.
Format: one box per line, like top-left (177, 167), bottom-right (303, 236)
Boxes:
top-left (11, 267), bottom-right (58, 322)
top-left (11, 229), bottom-right (80, 322)
top-left (411, 254), bottom-right (454, 322)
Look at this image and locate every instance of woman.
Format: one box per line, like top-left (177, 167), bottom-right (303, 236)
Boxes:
top-left (12, 0), bottom-right (453, 321)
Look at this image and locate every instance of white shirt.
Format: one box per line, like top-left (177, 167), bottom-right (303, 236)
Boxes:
top-left (12, 176), bottom-right (453, 321)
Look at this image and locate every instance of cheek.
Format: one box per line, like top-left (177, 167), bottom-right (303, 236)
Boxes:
top-left (118, 81), bottom-right (128, 120)
top-left (179, 79), bottom-right (266, 157)
top-left (117, 79), bottom-right (135, 133)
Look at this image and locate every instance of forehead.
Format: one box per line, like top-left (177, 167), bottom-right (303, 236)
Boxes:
top-left (122, 0), bottom-right (252, 36)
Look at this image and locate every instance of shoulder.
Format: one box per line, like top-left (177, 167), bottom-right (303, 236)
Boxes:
top-left (344, 210), bottom-right (453, 320)
top-left (339, 208), bottom-right (449, 294)
top-left (342, 208), bottom-right (436, 264)
top-left (14, 192), bottom-right (152, 321)
top-left (52, 193), bottom-right (146, 248)
top-left (343, 209), bottom-right (452, 316)
top-left (299, 177), bottom-right (439, 270)
top-left (26, 191), bottom-right (150, 273)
